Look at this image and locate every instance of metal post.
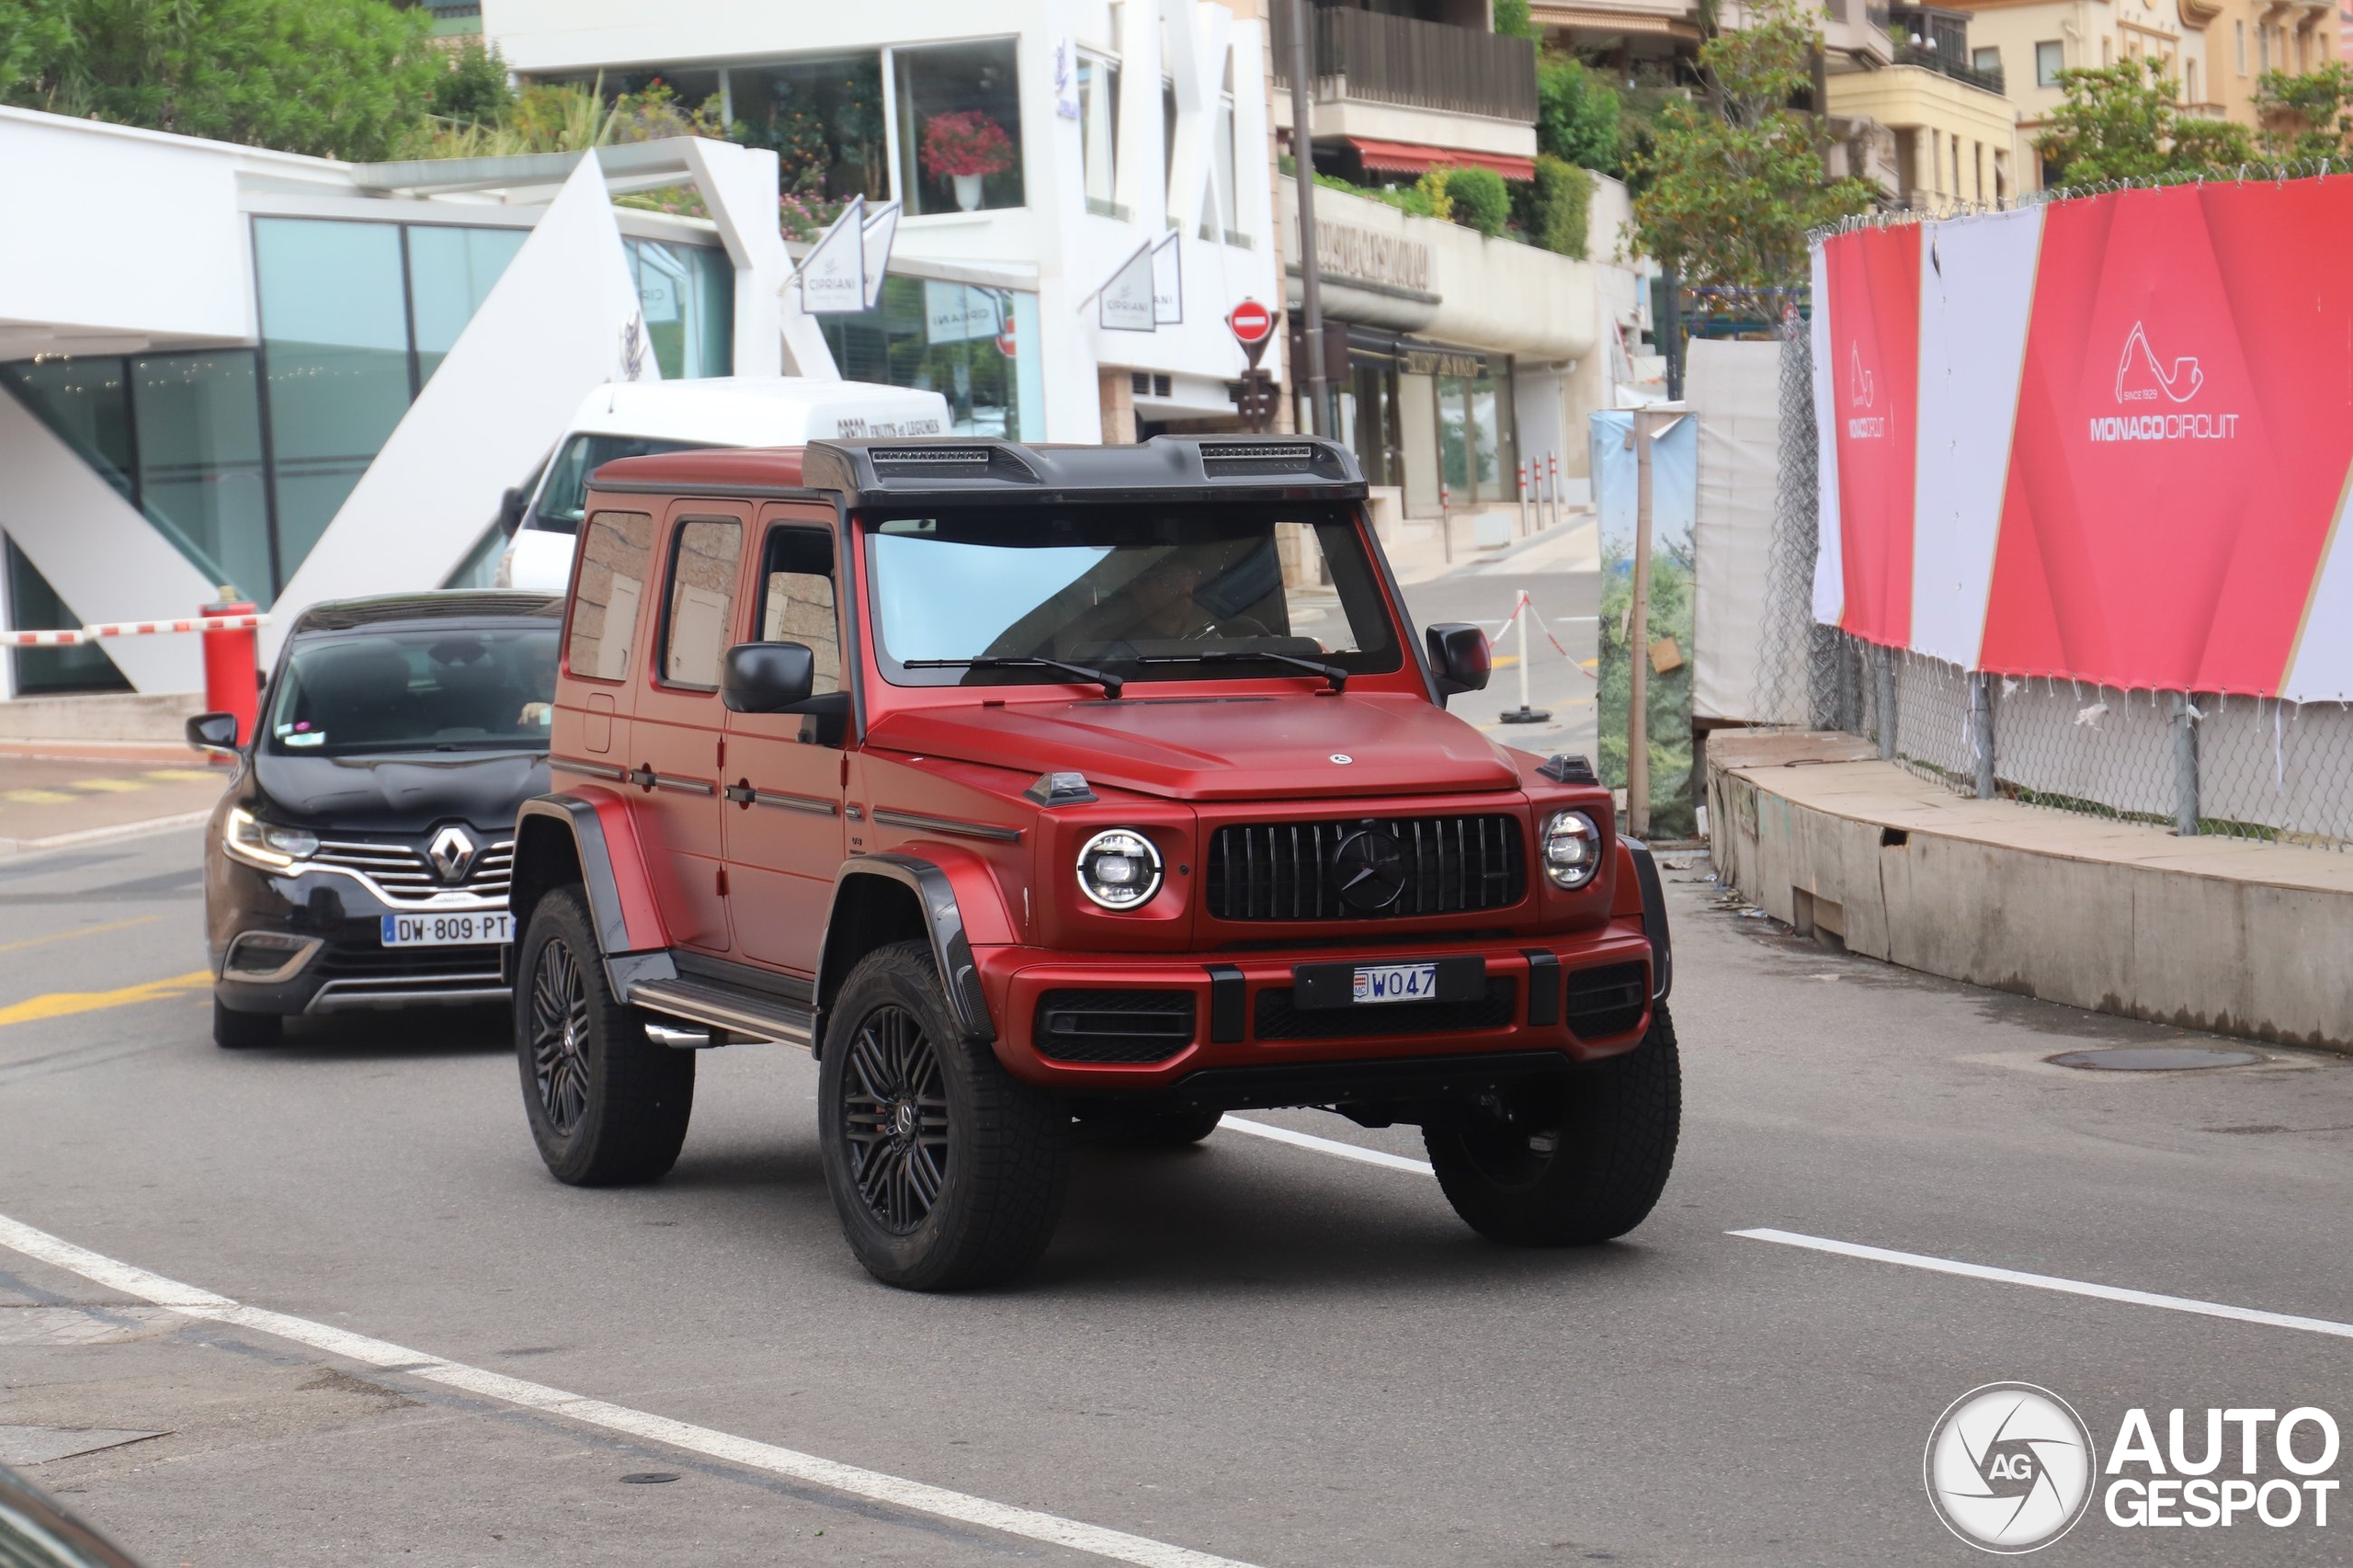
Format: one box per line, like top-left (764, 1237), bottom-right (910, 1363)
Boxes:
top-left (1288, 0), bottom-right (1329, 438)
top-left (2173, 691), bottom-right (2200, 836)
top-left (1661, 267), bottom-right (1685, 402)
top-left (1518, 460), bottom-right (1529, 537)
top-left (1629, 410), bottom-right (1656, 837)
top-left (1439, 482), bottom-right (1452, 563)
top-left (1970, 671), bottom-right (1995, 799)
top-left (1875, 645), bottom-right (1897, 761)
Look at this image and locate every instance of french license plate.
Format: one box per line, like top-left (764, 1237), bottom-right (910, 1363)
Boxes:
top-left (380, 912), bottom-right (514, 947)
top-left (1352, 961), bottom-right (1438, 1004)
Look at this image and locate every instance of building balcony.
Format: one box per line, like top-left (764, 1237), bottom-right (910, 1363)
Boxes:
top-left (1892, 42), bottom-right (2004, 94)
top-left (1272, 5), bottom-right (1540, 159)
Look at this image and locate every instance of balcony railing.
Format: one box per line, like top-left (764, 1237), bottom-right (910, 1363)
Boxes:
top-left (1892, 42), bottom-right (2005, 94)
top-left (1272, 6), bottom-right (1539, 125)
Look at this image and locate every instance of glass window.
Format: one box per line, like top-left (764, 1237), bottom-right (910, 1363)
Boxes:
top-left (1438, 373), bottom-right (1472, 497)
top-left (1212, 96), bottom-right (1239, 242)
top-left (627, 239), bottom-right (733, 380)
top-left (1079, 55), bottom-right (1122, 217)
top-left (866, 505), bottom-right (1401, 687)
top-left (131, 352), bottom-right (272, 605)
top-left (895, 39), bottom-right (1024, 215)
top-left (4, 536), bottom-right (131, 696)
top-left (255, 219), bottom-right (414, 583)
top-left (266, 624), bottom-right (559, 756)
top-left (661, 517), bottom-right (743, 688)
top-left (2035, 40), bottom-right (2063, 85)
top-left (737, 52), bottom-right (888, 202)
top-left (756, 527), bottom-right (841, 694)
top-left (568, 511), bottom-right (654, 682)
top-left (408, 225), bottom-right (529, 386)
top-left (1972, 47), bottom-right (2000, 74)
top-left (0, 358), bottom-right (133, 501)
top-left (816, 275), bottom-right (1032, 438)
top-left (533, 434), bottom-right (700, 536)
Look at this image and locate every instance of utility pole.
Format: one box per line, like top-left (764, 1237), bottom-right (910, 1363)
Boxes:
top-left (1629, 411), bottom-right (1655, 838)
top-left (1288, 0), bottom-right (1328, 437)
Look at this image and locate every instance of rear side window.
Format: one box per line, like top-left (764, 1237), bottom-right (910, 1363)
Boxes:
top-left (568, 511), bottom-right (653, 682)
top-left (662, 517), bottom-right (744, 689)
top-left (757, 527), bottom-right (840, 695)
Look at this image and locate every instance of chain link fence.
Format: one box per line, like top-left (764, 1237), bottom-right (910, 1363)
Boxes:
top-left (1750, 311), bottom-right (2353, 850)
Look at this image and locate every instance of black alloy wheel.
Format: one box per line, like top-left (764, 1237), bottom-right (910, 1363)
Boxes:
top-left (839, 1004), bottom-right (951, 1233)
top-left (529, 935), bottom-right (591, 1136)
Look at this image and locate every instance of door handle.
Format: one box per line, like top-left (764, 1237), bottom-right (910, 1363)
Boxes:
top-left (627, 765), bottom-right (657, 791)
top-left (724, 780), bottom-right (756, 807)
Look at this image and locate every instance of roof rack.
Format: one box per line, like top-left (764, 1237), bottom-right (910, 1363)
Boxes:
top-left (801, 435), bottom-right (1365, 507)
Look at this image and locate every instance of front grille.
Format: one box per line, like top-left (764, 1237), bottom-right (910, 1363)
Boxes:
top-left (314, 943), bottom-right (503, 981)
top-left (1035, 990), bottom-right (1197, 1063)
top-left (1205, 816), bottom-right (1525, 922)
top-left (1254, 977), bottom-right (1517, 1041)
top-left (313, 837), bottom-right (514, 904)
top-left (1563, 962), bottom-right (1648, 1040)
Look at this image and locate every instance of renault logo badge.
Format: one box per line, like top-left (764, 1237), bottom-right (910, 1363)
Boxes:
top-left (427, 825), bottom-right (477, 884)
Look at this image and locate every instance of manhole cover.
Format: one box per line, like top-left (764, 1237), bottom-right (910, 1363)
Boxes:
top-left (2049, 1047), bottom-right (2263, 1072)
top-left (620, 1472), bottom-right (680, 1485)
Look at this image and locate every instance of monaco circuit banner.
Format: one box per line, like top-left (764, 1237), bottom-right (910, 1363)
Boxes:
top-left (1810, 180), bottom-right (2353, 704)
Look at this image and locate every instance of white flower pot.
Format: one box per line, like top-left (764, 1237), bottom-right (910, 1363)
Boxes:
top-left (952, 173), bottom-right (984, 211)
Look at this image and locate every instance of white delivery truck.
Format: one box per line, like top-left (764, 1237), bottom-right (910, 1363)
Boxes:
top-left (494, 377), bottom-right (953, 592)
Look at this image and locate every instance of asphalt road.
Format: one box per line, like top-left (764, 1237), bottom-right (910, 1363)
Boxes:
top-left (5, 824), bottom-right (2350, 1565)
top-left (1398, 530), bottom-right (1600, 772)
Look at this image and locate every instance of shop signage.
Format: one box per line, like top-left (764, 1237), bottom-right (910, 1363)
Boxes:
top-left (1098, 239), bottom-right (1157, 332)
top-left (1315, 220), bottom-right (1431, 293)
top-left (1400, 348), bottom-right (1483, 378)
top-left (793, 196), bottom-right (901, 314)
top-left (1151, 232), bottom-right (1183, 325)
top-left (924, 281), bottom-right (1003, 345)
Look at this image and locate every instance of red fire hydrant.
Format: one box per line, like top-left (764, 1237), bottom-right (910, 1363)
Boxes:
top-left (200, 586), bottom-right (259, 756)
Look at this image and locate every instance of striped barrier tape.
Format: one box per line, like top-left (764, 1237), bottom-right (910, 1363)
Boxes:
top-left (6, 613), bottom-right (268, 648)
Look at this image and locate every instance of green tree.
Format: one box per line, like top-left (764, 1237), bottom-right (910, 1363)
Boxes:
top-left (1441, 165), bottom-right (1512, 236)
top-left (2034, 58), bottom-right (2255, 187)
top-left (0, 0), bottom-right (70, 100)
top-left (2256, 61), bottom-right (2353, 160)
top-left (429, 37), bottom-right (514, 129)
top-left (5, 0), bottom-right (438, 162)
top-left (1517, 153), bottom-right (1593, 257)
top-left (1536, 51), bottom-right (1621, 174)
top-left (1631, 0), bottom-right (1872, 296)
top-left (1492, 0), bottom-right (1540, 40)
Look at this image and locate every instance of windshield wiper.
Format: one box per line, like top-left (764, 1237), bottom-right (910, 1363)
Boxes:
top-left (1139, 650), bottom-right (1348, 692)
top-left (904, 655), bottom-right (1124, 699)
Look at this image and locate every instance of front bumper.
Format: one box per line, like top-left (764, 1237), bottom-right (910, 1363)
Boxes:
top-left (976, 919), bottom-right (1658, 1097)
top-left (209, 858), bottom-right (509, 1016)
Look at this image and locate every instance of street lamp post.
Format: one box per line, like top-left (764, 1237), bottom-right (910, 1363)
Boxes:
top-left (1288, 0), bottom-right (1329, 437)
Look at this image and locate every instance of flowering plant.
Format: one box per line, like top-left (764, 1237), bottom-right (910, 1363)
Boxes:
top-left (919, 110), bottom-right (1014, 180)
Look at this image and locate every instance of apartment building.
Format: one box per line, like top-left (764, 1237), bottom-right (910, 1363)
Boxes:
top-left (1829, 4), bottom-right (2024, 206)
top-left (1947, 0), bottom-right (2218, 158)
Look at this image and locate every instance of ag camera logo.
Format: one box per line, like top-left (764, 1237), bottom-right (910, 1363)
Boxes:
top-left (1924, 1382), bottom-right (2097, 1553)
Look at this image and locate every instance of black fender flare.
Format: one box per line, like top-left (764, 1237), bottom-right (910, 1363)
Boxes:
top-left (816, 854), bottom-right (995, 1046)
top-left (1620, 835), bottom-right (1673, 1004)
top-left (509, 795), bottom-right (675, 995)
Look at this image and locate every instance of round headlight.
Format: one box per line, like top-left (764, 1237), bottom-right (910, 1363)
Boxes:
top-left (1541, 810), bottom-right (1601, 890)
top-left (1076, 828), bottom-right (1164, 910)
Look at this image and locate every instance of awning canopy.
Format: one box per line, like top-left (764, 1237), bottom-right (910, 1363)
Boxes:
top-left (1347, 138), bottom-right (1537, 182)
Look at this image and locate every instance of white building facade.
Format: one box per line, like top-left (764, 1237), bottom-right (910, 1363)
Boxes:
top-left (486, 0), bottom-right (1287, 444)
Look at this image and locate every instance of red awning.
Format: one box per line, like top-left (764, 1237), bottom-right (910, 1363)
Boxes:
top-left (1347, 138), bottom-right (1537, 182)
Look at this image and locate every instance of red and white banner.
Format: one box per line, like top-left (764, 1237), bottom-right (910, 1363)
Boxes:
top-left (1813, 182), bottom-right (2353, 702)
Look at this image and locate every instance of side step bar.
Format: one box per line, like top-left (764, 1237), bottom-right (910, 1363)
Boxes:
top-left (626, 977), bottom-right (816, 1050)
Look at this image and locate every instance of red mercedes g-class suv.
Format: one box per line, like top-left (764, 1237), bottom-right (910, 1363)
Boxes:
top-left (507, 437), bottom-right (1677, 1290)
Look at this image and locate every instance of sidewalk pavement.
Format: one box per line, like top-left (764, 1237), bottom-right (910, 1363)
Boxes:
top-left (1379, 504), bottom-right (1598, 587)
top-left (0, 743), bottom-right (225, 854)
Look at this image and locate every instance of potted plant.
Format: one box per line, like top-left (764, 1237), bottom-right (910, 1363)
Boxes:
top-left (920, 109), bottom-right (1015, 211)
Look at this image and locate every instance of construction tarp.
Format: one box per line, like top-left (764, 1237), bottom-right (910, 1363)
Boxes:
top-left (1686, 338), bottom-right (1781, 722)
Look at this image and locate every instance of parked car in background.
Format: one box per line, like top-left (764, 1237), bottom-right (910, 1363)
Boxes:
top-left (189, 592), bottom-right (561, 1049)
top-left (493, 377), bottom-right (950, 593)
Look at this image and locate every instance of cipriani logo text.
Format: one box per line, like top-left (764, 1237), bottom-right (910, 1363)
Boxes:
top-left (1847, 343), bottom-right (1884, 439)
top-left (2091, 321), bottom-right (2238, 443)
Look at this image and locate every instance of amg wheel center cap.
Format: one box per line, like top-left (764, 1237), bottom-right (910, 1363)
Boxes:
top-left (1331, 828), bottom-right (1408, 912)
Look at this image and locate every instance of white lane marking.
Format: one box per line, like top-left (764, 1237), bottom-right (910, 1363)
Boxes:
top-left (1220, 1116), bottom-right (1435, 1175)
top-left (1733, 1227), bottom-right (2353, 1342)
top-left (0, 1212), bottom-right (1260, 1568)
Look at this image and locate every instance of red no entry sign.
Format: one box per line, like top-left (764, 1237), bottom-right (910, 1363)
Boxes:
top-left (1227, 299), bottom-right (1274, 346)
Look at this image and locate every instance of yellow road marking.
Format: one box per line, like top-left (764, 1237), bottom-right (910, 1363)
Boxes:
top-left (3, 790), bottom-right (74, 805)
top-left (142, 768), bottom-right (216, 782)
top-left (0, 916), bottom-right (160, 956)
top-left (67, 778), bottom-right (147, 794)
top-left (0, 971), bottom-right (211, 1028)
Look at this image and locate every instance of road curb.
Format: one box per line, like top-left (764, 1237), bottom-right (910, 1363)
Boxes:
top-left (0, 809), bottom-right (214, 858)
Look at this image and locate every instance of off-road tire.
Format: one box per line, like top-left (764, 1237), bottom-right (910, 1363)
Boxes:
top-left (1424, 1004), bottom-right (1680, 1245)
top-left (1091, 1106), bottom-right (1223, 1148)
top-left (515, 883), bottom-right (693, 1186)
top-left (818, 941), bottom-right (1068, 1290)
top-left (211, 997), bottom-right (281, 1050)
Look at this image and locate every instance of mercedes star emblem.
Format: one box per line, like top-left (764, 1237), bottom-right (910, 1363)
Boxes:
top-left (1331, 827), bottom-right (1408, 913)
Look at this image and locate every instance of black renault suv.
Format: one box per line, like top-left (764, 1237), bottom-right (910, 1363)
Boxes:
top-left (189, 593), bottom-right (560, 1048)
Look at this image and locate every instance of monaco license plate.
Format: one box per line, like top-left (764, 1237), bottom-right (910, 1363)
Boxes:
top-left (380, 912), bottom-right (513, 948)
top-left (1353, 961), bottom-right (1438, 1004)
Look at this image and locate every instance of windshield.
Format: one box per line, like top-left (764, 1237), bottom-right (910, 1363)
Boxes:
top-left (867, 505), bottom-right (1401, 687)
top-left (529, 434), bottom-right (702, 535)
top-left (267, 626), bottom-right (560, 756)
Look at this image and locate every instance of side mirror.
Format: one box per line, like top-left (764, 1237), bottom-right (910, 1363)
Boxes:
top-left (497, 485), bottom-right (530, 538)
top-left (722, 642), bottom-right (815, 713)
top-left (187, 711), bottom-right (241, 754)
top-left (1426, 622), bottom-right (1492, 699)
